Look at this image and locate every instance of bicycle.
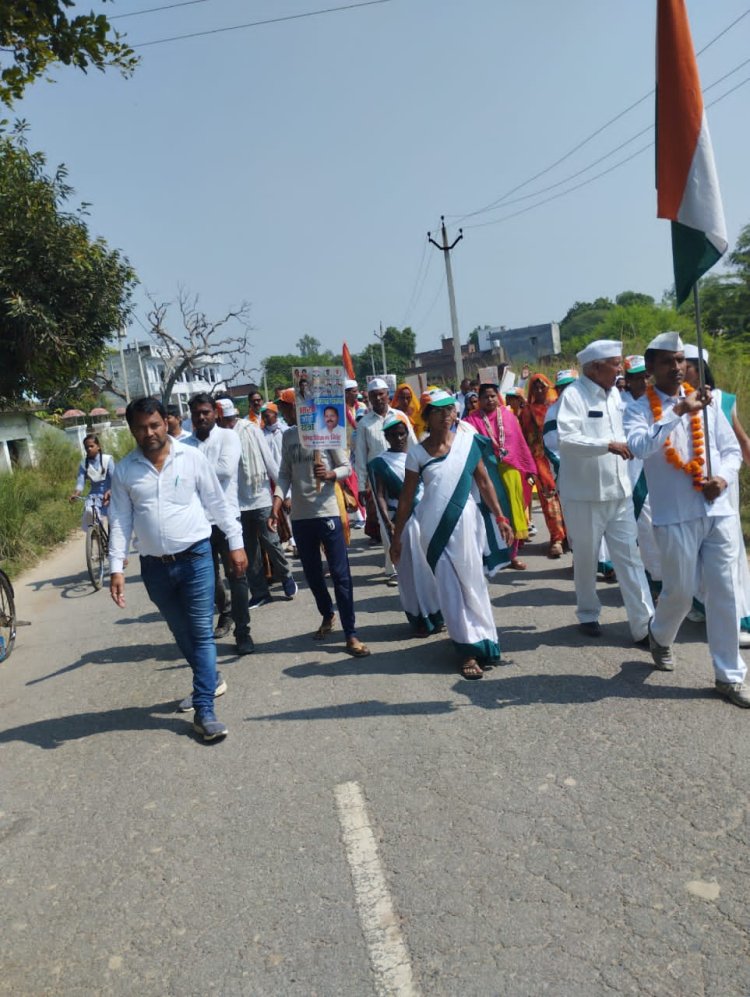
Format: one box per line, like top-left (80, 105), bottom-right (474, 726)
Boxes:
top-left (79, 496), bottom-right (110, 590)
top-left (0, 566), bottom-right (17, 661)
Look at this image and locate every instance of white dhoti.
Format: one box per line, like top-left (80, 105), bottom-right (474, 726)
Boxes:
top-left (562, 496), bottom-right (654, 640)
top-left (652, 515), bottom-right (747, 684)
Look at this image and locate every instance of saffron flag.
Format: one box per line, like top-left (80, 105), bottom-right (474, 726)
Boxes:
top-left (656, 0), bottom-right (727, 305)
top-left (342, 342), bottom-right (356, 380)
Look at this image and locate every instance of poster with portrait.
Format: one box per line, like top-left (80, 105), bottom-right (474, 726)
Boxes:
top-left (292, 366), bottom-right (346, 450)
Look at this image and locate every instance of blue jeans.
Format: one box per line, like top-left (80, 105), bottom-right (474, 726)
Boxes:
top-left (140, 539), bottom-right (217, 713)
top-left (293, 517), bottom-right (357, 637)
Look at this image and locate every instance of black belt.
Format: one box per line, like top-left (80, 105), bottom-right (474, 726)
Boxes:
top-left (142, 540), bottom-right (206, 563)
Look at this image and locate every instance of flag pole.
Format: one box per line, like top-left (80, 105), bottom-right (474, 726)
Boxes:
top-left (692, 281), bottom-right (712, 480)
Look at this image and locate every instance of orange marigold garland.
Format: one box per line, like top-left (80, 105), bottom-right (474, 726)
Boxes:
top-left (646, 384), bottom-right (705, 491)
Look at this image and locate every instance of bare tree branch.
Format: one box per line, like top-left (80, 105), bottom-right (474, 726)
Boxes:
top-left (142, 290), bottom-right (253, 404)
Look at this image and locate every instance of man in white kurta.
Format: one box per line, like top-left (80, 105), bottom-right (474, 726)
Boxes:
top-left (624, 332), bottom-right (749, 708)
top-left (557, 340), bottom-right (654, 642)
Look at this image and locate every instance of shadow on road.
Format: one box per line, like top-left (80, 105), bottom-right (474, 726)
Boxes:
top-left (26, 642), bottom-right (182, 686)
top-left (26, 571), bottom-right (98, 600)
top-left (248, 661), bottom-right (714, 723)
top-left (0, 700), bottom-right (191, 749)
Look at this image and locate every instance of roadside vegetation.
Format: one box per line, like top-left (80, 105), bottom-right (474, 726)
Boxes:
top-left (0, 429), bottom-right (133, 579)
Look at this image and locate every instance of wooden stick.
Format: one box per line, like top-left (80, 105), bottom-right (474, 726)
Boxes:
top-left (692, 282), bottom-right (713, 480)
top-left (313, 449), bottom-right (323, 492)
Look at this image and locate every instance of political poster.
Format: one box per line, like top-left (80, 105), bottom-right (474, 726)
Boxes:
top-left (477, 365), bottom-right (499, 385)
top-left (293, 366), bottom-right (346, 450)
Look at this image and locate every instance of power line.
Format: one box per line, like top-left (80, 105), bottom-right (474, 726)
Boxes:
top-left (131, 0), bottom-right (392, 49)
top-left (110, 0), bottom-right (211, 21)
top-left (464, 54), bottom-right (750, 222)
top-left (400, 237), bottom-right (430, 327)
top-left (412, 272), bottom-right (446, 331)
top-left (448, 6), bottom-right (750, 225)
top-left (461, 73), bottom-right (750, 233)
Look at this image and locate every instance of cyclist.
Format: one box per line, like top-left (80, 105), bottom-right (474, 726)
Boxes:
top-left (69, 434), bottom-right (114, 528)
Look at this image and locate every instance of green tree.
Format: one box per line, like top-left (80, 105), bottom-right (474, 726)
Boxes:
top-left (354, 326), bottom-right (416, 383)
top-left (263, 349), bottom-right (337, 394)
top-left (558, 297), bottom-right (615, 345)
top-left (615, 291), bottom-right (655, 308)
top-left (585, 301), bottom-right (693, 356)
top-left (296, 335), bottom-right (322, 358)
top-left (0, 0), bottom-right (137, 106)
top-left (0, 127), bottom-right (137, 405)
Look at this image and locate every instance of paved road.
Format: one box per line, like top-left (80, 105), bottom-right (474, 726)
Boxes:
top-left (2, 518), bottom-right (749, 996)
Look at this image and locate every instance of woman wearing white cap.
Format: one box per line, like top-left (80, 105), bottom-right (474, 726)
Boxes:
top-left (390, 391), bottom-right (513, 679)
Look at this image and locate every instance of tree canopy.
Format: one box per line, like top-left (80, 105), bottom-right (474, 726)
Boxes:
top-left (0, 128), bottom-right (137, 406)
top-left (296, 335), bottom-right (321, 358)
top-left (354, 326), bottom-right (416, 384)
top-left (0, 0), bottom-right (137, 106)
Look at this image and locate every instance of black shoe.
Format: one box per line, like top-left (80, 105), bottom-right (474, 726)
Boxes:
top-left (192, 710), bottom-right (228, 741)
top-left (248, 594), bottom-right (273, 609)
top-left (578, 621), bottom-right (603, 637)
top-left (213, 613), bottom-right (232, 639)
top-left (235, 632), bottom-right (255, 655)
top-left (633, 635), bottom-right (650, 649)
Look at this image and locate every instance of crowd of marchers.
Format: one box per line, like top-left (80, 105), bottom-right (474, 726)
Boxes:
top-left (68, 334), bottom-right (750, 742)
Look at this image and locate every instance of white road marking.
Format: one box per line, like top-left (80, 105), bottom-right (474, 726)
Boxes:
top-left (334, 781), bottom-right (420, 997)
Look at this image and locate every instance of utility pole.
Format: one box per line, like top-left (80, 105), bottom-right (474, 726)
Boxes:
top-left (374, 322), bottom-right (387, 375)
top-left (118, 326), bottom-right (130, 403)
top-left (428, 216), bottom-right (464, 384)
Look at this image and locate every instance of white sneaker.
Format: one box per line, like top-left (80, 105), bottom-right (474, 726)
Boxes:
top-left (686, 608), bottom-right (706, 623)
top-left (740, 631), bottom-right (750, 648)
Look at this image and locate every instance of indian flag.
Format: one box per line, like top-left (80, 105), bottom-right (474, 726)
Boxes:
top-left (656, 0), bottom-right (727, 305)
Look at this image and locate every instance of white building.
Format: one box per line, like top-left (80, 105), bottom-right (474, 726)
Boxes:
top-left (101, 341), bottom-right (226, 415)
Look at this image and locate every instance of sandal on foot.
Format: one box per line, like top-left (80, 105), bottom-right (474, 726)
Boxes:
top-left (346, 639), bottom-right (371, 658)
top-left (313, 615), bottom-right (335, 640)
top-left (460, 658), bottom-right (483, 680)
top-left (510, 558), bottom-right (527, 570)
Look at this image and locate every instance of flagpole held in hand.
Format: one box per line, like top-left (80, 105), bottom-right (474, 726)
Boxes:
top-left (692, 282), bottom-right (713, 480)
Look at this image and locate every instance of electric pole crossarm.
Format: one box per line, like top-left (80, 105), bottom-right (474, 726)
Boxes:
top-left (427, 231), bottom-right (463, 252)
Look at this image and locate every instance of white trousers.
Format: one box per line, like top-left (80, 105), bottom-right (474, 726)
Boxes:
top-left (651, 516), bottom-right (747, 684)
top-left (562, 497), bottom-right (654, 640)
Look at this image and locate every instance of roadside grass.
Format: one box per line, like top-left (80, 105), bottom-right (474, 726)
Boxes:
top-left (0, 427), bottom-right (135, 579)
top-left (0, 434), bottom-right (81, 578)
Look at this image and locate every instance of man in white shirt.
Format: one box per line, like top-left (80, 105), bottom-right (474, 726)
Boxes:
top-left (557, 339), bottom-right (654, 643)
top-left (624, 332), bottom-right (748, 707)
top-left (354, 377), bottom-right (416, 582)
top-left (186, 393), bottom-right (253, 655)
top-left (109, 397), bottom-right (248, 741)
top-left (236, 417), bottom-right (297, 607)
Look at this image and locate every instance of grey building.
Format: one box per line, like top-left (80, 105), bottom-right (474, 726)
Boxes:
top-left (101, 341), bottom-right (225, 414)
top-left (477, 323), bottom-right (561, 363)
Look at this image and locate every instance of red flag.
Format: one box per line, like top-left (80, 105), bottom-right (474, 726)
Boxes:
top-left (342, 342), bottom-right (356, 380)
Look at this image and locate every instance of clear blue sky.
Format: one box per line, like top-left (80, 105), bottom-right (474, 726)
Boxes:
top-left (14, 0), bottom-right (750, 374)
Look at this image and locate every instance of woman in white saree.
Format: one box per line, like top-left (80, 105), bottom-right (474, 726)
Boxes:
top-left (390, 391), bottom-right (513, 679)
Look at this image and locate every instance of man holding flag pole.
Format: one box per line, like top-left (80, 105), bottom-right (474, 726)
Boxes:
top-left (622, 0), bottom-right (748, 707)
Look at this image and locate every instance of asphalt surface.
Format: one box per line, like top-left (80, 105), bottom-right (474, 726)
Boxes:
top-left (2, 516), bottom-right (750, 996)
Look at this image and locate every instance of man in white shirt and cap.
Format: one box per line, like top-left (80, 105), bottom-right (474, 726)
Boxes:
top-left (624, 331), bottom-right (749, 707)
top-left (355, 377), bottom-right (416, 582)
top-left (556, 339), bottom-right (654, 643)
